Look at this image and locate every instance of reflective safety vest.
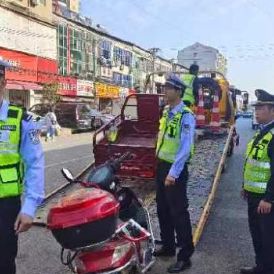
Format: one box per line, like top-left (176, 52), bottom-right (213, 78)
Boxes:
top-left (0, 105), bottom-right (24, 198)
top-left (106, 125), bottom-right (118, 143)
top-left (244, 128), bottom-right (274, 194)
top-left (182, 74), bottom-right (196, 105)
top-left (156, 106), bottom-right (194, 163)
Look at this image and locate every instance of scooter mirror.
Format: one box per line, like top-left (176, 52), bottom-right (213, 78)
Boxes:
top-left (61, 168), bottom-right (74, 182)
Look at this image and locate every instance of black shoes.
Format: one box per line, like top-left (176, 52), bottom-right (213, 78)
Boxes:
top-left (167, 260), bottom-right (192, 273)
top-left (153, 246), bottom-right (176, 257)
top-left (240, 266), bottom-right (271, 274)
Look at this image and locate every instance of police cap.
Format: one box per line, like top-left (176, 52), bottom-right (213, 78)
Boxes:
top-left (253, 89), bottom-right (274, 106)
top-left (165, 73), bottom-right (186, 90)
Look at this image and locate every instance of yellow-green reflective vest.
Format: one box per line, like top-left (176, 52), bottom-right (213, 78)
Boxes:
top-left (244, 128), bottom-right (274, 194)
top-left (182, 74), bottom-right (196, 105)
top-left (0, 105), bottom-right (24, 198)
top-left (106, 125), bottom-right (118, 143)
top-left (156, 106), bottom-right (194, 163)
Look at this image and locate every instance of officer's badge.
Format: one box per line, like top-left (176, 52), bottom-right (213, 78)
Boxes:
top-left (28, 129), bottom-right (40, 145)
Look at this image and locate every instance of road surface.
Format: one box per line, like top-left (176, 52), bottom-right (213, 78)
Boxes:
top-left (43, 132), bottom-right (93, 194)
top-left (17, 118), bottom-right (256, 274)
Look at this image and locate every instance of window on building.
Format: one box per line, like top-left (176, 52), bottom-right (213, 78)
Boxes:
top-left (113, 72), bottom-right (122, 85)
top-left (113, 47), bottom-right (132, 67)
top-left (122, 75), bottom-right (132, 88)
top-left (124, 51), bottom-right (132, 67)
top-left (70, 29), bottom-right (84, 76)
top-left (100, 40), bottom-right (112, 60)
top-left (58, 25), bottom-right (68, 75)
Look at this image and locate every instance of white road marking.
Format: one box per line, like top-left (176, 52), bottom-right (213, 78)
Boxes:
top-left (45, 155), bottom-right (92, 168)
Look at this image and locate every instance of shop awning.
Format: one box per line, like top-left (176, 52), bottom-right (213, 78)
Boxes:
top-left (6, 81), bottom-right (43, 91)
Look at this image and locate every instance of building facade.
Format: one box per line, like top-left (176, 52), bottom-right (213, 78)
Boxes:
top-left (3, 0), bottom-right (53, 22)
top-left (53, 5), bottom-right (177, 107)
top-left (1, 0), bottom-right (181, 108)
top-left (177, 42), bottom-right (227, 76)
top-left (0, 0), bottom-right (57, 108)
top-left (56, 0), bottom-right (80, 13)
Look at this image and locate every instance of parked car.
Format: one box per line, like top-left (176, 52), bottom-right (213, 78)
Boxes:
top-left (29, 102), bottom-right (112, 131)
top-left (29, 104), bottom-right (52, 117)
top-left (242, 111), bottom-right (253, 118)
top-left (236, 111), bottom-right (243, 118)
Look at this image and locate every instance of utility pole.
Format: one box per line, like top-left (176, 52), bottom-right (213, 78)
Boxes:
top-left (148, 47), bottom-right (160, 93)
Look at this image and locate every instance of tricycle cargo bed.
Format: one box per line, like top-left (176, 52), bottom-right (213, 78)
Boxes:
top-left (93, 94), bottom-right (163, 179)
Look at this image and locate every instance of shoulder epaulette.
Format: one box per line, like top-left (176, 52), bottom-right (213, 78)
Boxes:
top-left (22, 112), bottom-right (32, 122)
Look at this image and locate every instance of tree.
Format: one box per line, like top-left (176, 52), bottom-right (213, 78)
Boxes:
top-left (42, 83), bottom-right (60, 105)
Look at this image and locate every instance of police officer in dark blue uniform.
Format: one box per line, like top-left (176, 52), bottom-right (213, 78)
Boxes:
top-left (0, 60), bottom-right (45, 274)
top-left (154, 74), bottom-right (196, 273)
top-left (241, 90), bottom-right (274, 274)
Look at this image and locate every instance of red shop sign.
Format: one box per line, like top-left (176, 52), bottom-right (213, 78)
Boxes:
top-left (0, 48), bottom-right (58, 84)
top-left (0, 48), bottom-right (37, 82)
top-left (37, 57), bottom-right (58, 84)
top-left (57, 76), bottom-right (77, 97)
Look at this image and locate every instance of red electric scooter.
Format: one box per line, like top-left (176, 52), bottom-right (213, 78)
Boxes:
top-left (47, 153), bottom-right (155, 274)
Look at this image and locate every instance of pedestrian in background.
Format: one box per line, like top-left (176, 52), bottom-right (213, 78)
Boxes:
top-left (241, 89), bottom-right (274, 274)
top-left (0, 60), bottom-right (45, 274)
top-left (182, 64), bottom-right (200, 107)
top-left (154, 74), bottom-right (196, 273)
top-left (45, 106), bottom-right (57, 141)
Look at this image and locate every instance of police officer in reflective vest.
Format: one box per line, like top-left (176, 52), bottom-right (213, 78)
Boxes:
top-left (153, 74), bottom-right (195, 273)
top-left (0, 60), bottom-right (45, 274)
top-left (182, 64), bottom-right (200, 107)
top-left (241, 90), bottom-right (274, 274)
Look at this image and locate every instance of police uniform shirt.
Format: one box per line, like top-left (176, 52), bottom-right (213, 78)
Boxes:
top-left (259, 120), bottom-right (274, 203)
top-left (0, 100), bottom-right (45, 217)
top-left (167, 101), bottom-right (196, 178)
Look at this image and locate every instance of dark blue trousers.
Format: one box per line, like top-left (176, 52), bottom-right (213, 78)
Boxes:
top-left (247, 194), bottom-right (274, 272)
top-left (0, 197), bottom-right (20, 274)
top-left (156, 161), bottom-right (194, 261)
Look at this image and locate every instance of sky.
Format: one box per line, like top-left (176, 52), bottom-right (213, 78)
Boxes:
top-left (81, 0), bottom-right (274, 96)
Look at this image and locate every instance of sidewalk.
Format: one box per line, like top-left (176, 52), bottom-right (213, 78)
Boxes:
top-left (41, 131), bottom-right (94, 152)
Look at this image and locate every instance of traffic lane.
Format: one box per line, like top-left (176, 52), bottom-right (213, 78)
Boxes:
top-left (17, 119), bottom-right (254, 274)
top-left (18, 227), bottom-right (70, 274)
top-left (185, 118), bottom-right (255, 273)
top-left (45, 144), bottom-right (93, 194)
top-left (149, 118), bottom-right (255, 274)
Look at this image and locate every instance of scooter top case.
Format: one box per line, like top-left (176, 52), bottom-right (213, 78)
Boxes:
top-left (47, 188), bottom-right (120, 250)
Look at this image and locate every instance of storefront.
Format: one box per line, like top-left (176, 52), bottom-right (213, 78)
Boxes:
top-left (57, 76), bottom-right (77, 100)
top-left (76, 79), bottom-right (94, 102)
top-left (95, 82), bottom-right (120, 111)
top-left (0, 47), bottom-right (58, 108)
